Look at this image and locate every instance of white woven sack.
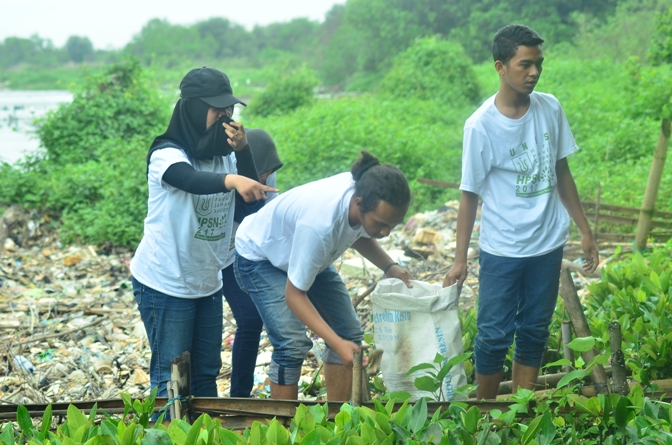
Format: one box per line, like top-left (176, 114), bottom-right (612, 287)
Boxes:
top-left (370, 278), bottom-right (467, 401)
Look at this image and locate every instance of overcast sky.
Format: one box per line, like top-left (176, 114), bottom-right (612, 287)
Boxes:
top-left (0, 0), bottom-right (346, 50)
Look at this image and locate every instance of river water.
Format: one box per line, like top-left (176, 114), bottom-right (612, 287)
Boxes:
top-left (0, 90), bottom-right (73, 164)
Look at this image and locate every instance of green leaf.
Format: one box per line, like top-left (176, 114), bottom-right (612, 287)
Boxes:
top-left (463, 405), bottom-right (480, 435)
top-left (265, 419), bottom-right (288, 445)
top-left (521, 415), bottom-right (543, 445)
top-left (121, 392), bottom-right (133, 410)
top-left (414, 375), bottom-right (441, 393)
top-left (73, 423), bottom-right (89, 443)
top-left (168, 421), bottom-right (187, 444)
top-left (67, 404), bottom-right (89, 435)
top-left (300, 428), bottom-right (321, 445)
top-left (0, 424), bottom-right (15, 445)
top-left (556, 370), bottom-right (589, 389)
top-left (360, 423), bottom-right (377, 444)
top-left (566, 394), bottom-right (601, 417)
top-left (121, 423), bottom-right (137, 445)
top-left (218, 428), bottom-right (245, 445)
top-left (142, 428), bottom-right (173, 445)
top-left (373, 399), bottom-right (387, 415)
top-left (407, 363), bottom-right (439, 375)
top-left (184, 415), bottom-right (204, 445)
top-left (614, 396), bottom-right (630, 428)
top-left (88, 404), bottom-right (98, 424)
top-left (537, 411), bottom-right (556, 445)
top-left (335, 409), bottom-right (351, 429)
top-left (393, 399), bottom-right (410, 427)
top-left (628, 385), bottom-right (645, 414)
top-left (40, 404), bottom-right (53, 438)
top-left (408, 398), bottom-right (428, 433)
top-left (566, 337), bottom-right (595, 352)
top-left (541, 359), bottom-right (571, 370)
top-left (101, 420), bottom-right (118, 439)
top-left (459, 428), bottom-right (476, 445)
top-left (308, 403), bottom-right (326, 425)
top-left (17, 405), bottom-right (33, 436)
top-left (375, 411), bottom-right (392, 435)
top-left (437, 353), bottom-right (472, 382)
top-left (421, 422), bottom-right (444, 444)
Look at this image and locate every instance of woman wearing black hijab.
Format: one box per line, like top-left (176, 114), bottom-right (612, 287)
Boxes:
top-left (130, 67), bottom-right (276, 399)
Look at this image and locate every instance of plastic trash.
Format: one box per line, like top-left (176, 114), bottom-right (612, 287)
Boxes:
top-left (13, 355), bottom-right (35, 374)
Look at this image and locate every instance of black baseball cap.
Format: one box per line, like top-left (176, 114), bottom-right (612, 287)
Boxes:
top-left (179, 67), bottom-right (247, 108)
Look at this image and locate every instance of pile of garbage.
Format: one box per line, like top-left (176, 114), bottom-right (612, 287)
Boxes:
top-left (0, 201), bottom-right (515, 404)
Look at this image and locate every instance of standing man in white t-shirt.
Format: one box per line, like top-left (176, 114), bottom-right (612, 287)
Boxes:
top-left (443, 24), bottom-right (599, 400)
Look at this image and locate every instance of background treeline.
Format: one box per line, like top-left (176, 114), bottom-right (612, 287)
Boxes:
top-left (2, 0), bottom-right (672, 247)
top-left (1, 0), bottom-right (669, 91)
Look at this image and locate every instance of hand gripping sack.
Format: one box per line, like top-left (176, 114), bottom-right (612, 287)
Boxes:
top-left (370, 278), bottom-right (467, 401)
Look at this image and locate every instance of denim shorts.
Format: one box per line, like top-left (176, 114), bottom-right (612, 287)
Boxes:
top-left (234, 254), bottom-right (363, 385)
top-left (474, 246), bottom-right (563, 375)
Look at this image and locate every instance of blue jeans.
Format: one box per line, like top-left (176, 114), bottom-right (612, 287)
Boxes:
top-left (474, 247), bottom-right (563, 375)
top-left (222, 264), bottom-right (263, 397)
top-left (132, 276), bottom-right (223, 397)
top-left (234, 254), bottom-right (363, 386)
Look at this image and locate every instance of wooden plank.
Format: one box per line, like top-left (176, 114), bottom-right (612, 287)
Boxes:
top-left (582, 201), bottom-right (672, 219)
top-left (589, 213), bottom-right (672, 229)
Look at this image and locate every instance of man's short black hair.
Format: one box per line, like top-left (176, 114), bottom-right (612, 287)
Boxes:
top-left (492, 24), bottom-right (544, 65)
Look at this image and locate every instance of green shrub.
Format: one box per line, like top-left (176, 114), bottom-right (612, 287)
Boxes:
top-left (36, 58), bottom-right (169, 165)
top-left (0, 59), bottom-right (169, 247)
top-left (649, 6), bottom-right (672, 65)
top-left (244, 66), bottom-right (318, 118)
top-left (377, 37), bottom-right (481, 105)
top-left (585, 243), bottom-right (672, 383)
top-left (245, 94), bottom-right (470, 213)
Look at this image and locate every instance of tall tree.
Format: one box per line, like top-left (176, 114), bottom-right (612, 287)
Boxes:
top-left (65, 36), bottom-right (94, 63)
top-left (195, 17), bottom-right (252, 59)
top-left (124, 19), bottom-right (211, 66)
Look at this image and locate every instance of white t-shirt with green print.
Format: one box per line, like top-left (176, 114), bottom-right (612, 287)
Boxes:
top-left (460, 92), bottom-right (578, 258)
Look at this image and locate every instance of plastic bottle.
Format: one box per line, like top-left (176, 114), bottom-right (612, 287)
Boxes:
top-left (12, 355), bottom-right (34, 374)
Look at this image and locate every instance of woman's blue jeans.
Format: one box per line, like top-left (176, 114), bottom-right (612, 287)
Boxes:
top-left (222, 264), bottom-right (263, 397)
top-left (132, 276), bottom-right (223, 397)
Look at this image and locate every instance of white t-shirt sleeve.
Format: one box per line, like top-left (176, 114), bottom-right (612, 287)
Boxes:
top-left (460, 126), bottom-right (492, 195)
top-left (148, 148), bottom-right (191, 190)
top-left (556, 104), bottom-right (578, 160)
top-left (287, 224), bottom-right (328, 291)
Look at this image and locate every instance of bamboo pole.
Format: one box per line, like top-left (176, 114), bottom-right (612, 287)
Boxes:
top-left (635, 118), bottom-right (671, 251)
top-left (170, 351), bottom-right (191, 421)
top-left (593, 182), bottom-right (601, 242)
top-left (558, 268), bottom-right (609, 394)
top-left (561, 322), bottom-right (574, 374)
top-left (166, 381), bottom-right (178, 420)
top-left (351, 350), bottom-right (363, 406)
top-left (609, 321), bottom-right (629, 395)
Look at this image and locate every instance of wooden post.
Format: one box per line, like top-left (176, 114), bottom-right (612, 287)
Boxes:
top-left (170, 352), bottom-right (191, 421)
top-left (558, 268), bottom-right (609, 394)
top-left (561, 321), bottom-right (574, 374)
top-left (609, 321), bottom-right (629, 395)
top-left (166, 381), bottom-right (178, 420)
top-left (635, 118), bottom-right (671, 251)
top-left (351, 350), bottom-right (363, 406)
top-left (593, 182), bottom-right (601, 243)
